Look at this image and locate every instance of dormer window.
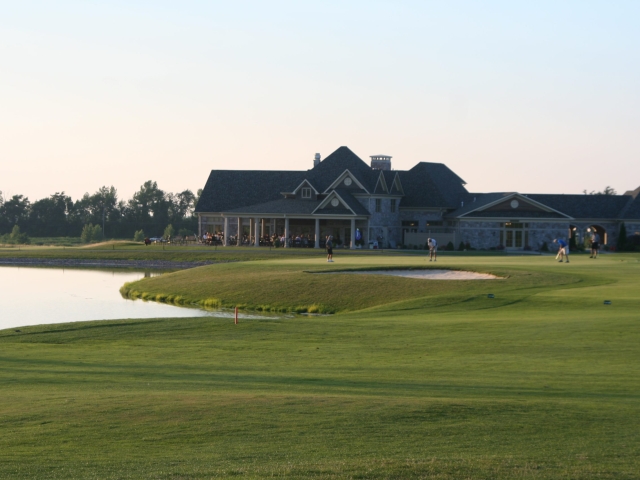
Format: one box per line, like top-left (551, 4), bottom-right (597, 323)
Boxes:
top-left (301, 188), bottom-right (312, 199)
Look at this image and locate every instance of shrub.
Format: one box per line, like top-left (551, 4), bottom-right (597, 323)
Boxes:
top-left (92, 225), bottom-right (103, 242)
top-left (626, 234), bottom-right (640, 251)
top-left (179, 228), bottom-right (193, 237)
top-left (496, 244), bottom-right (505, 251)
top-left (446, 241), bottom-right (455, 251)
top-left (541, 241), bottom-right (549, 252)
top-left (0, 225), bottom-right (30, 245)
top-left (458, 241), bottom-right (465, 251)
top-left (465, 241), bottom-right (471, 250)
top-left (81, 224), bottom-right (94, 243)
top-left (164, 224), bottom-right (175, 240)
top-left (133, 230), bottom-right (145, 242)
top-left (523, 245), bottom-right (532, 251)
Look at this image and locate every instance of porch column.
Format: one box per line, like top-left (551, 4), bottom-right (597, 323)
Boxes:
top-left (261, 219), bottom-right (265, 238)
top-left (198, 214), bottom-right (202, 238)
top-left (223, 217), bottom-right (229, 246)
top-left (237, 217), bottom-right (242, 246)
top-left (350, 218), bottom-right (356, 248)
top-left (284, 217), bottom-right (290, 247)
top-left (254, 218), bottom-right (260, 247)
top-left (366, 218), bottom-right (370, 247)
top-left (314, 218), bottom-right (320, 248)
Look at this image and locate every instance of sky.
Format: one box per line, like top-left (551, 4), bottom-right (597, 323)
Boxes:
top-left (1, 1), bottom-right (639, 202)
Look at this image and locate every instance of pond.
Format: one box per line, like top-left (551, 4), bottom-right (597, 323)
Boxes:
top-left (0, 266), bottom-right (274, 331)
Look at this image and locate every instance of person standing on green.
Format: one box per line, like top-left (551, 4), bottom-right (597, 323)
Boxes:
top-left (427, 237), bottom-right (437, 262)
top-left (590, 231), bottom-right (600, 259)
top-left (554, 238), bottom-right (570, 263)
top-left (326, 235), bottom-right (334, 262)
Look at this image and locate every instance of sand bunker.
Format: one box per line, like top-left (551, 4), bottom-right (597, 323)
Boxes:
top-left (322, 269), bottom-right (498, 280)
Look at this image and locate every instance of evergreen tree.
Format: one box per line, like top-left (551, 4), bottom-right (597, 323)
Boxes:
top-left (617, 223), bottom-right (627, 251)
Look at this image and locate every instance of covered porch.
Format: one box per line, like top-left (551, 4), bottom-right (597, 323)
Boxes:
top-left (200, 214), bottom-right (369, 248)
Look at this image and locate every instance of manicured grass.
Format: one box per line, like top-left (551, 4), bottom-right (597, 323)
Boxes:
top-left (121, 254), bottom-right (597, 313)
top-left (0, 243), bottom-right (390, 263)
top-left (0, 242), bottom-right (507, 263)
top-left (1, 254), bottom-right (639, 478)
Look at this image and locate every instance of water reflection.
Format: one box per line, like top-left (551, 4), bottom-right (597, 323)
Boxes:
top-left (0, 266), bottom-right (281, 330)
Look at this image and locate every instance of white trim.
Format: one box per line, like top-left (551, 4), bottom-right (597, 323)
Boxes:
top-left (457, 193), bottom-right (573, 219)
top-left (313, 191), bottom-right (357, 215)
top-left (301, 187), bottom-right (312, 199)
top-left (374, 171), bottom-right (388, 193)
top-left (391, 173), bottom-right (404, 194)
top-left (291, 179), bottom-right (319, 195)
top-left (323, 169), bottom-right (369, 194)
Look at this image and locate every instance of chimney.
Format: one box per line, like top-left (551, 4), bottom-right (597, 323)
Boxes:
top-left (313, 153), bottom-right (321, 168)
top-left (370, 155), bottom-right (392, 171)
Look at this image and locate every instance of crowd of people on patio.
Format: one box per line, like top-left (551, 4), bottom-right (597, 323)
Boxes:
top-left (201, 231), bottom-right (335, 248)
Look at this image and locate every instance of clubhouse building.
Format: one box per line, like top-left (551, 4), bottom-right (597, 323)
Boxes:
top-left (195, 146), bottom-right (640, 250)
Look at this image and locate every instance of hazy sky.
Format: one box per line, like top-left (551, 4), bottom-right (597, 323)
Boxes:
top-left (1, 1), bottom-right (639, 202)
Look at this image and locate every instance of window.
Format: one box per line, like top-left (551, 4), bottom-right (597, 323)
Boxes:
top-left (301, 187), bottom-right (311, 199)
top-left (390, 199), bottom-right (396, 212)
top-left (375, 199), bottom-right (381, 212)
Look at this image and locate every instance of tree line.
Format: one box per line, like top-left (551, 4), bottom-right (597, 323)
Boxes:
top-left (0, 181), bottom-right (201, 239)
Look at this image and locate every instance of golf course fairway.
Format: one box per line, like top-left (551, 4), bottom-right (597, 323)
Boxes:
top-left (1, 253), bottom-right (639, 478)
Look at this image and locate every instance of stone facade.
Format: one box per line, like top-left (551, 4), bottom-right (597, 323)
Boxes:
top-left (458, 220), bottom-right (505, 250)
top-left (456, 219), bottom-right (627, 251)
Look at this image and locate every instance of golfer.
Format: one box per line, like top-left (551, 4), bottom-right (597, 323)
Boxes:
top-left (427, 237), bottom-right (437, 262)
top-left (553, 238), bottom-right (570, 263)
top-left (590, 231), bottom-right (600, 259)
top-left (326, 235), bottom-right (334, 262)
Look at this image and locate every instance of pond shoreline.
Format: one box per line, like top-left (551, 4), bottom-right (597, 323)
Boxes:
top-left (0, 257), bottom-right (214, 269)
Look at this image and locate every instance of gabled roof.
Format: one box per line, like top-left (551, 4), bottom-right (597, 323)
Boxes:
top-left (446, 192), bottom-right (635, 220)
top-left (373, 171), bottom-right (389, 194)
top-left (389, 172), bottom-right (404, 195)
top-left (447, 193), bottom-right (573, 219)
top-left (290, 179), bottom-right (319, 195)
top-left (322, 169), bottom-right (369, 193)
top-left (312, 189), bottom-right (370, 216)
top-left (527, 194), bottom-right (631, 219)
top-left (446, 193), bottom-right (514, 217)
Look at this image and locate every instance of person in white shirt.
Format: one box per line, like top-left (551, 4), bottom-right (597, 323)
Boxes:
top-left (427, 237), bottom-right (437, 262)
